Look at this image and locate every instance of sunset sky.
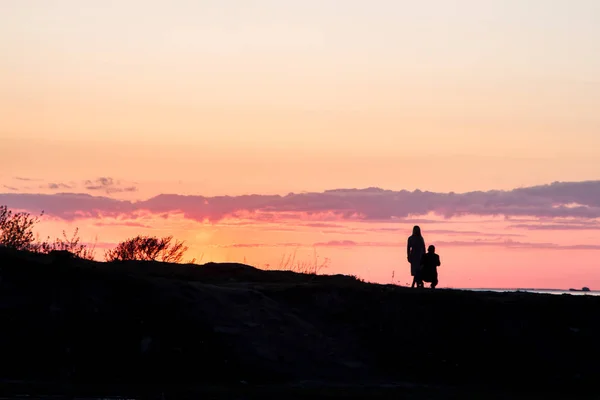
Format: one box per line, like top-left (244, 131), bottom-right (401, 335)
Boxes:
top-left (1, 0), bottom-right (599, 289)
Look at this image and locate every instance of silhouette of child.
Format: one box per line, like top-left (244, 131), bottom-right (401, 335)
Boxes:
top-left (420, 245), bottom-right (441, 289)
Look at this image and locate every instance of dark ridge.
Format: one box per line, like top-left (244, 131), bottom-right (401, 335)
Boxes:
top-left (0, 247), bottom-right (599, 398)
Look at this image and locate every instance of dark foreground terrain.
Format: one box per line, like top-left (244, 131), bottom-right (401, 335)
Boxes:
top-left (0, 248), bottom-right (599, 399)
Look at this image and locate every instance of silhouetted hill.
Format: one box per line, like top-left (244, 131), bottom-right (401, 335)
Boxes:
top-left (0, 247), bottom-right (599, 399)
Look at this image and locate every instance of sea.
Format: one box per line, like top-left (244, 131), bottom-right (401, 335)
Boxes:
top-left (464, 288), bottom-right (599, 296)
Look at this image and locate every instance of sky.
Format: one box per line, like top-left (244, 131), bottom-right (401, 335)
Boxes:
top-left (1, 0), bottom-right (599, 289)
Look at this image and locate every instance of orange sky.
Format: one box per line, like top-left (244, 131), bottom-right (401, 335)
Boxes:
top-left (1, 1), bottom-right (599, 289)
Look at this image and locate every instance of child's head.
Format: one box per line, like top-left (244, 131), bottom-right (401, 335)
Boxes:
top-left (428, 245), bottom-right (435, 253)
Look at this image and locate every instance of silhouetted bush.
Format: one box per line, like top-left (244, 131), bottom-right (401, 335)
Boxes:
top-left (0, 205), bottom-right (42, 251)
top-left (34, 228), bottom-right (96, 261)
top-left (0, 205), bottom-right (94, 260)
top-left (105, 235), bottom-right (192, 263)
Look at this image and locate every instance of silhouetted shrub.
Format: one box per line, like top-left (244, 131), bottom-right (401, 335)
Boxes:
top-left (35, 228), bottom-right (96, 261)
top-left (0, 205), bottom-right (95, 260)
top-left (0, 205), bottom-right (42, 251)
top-left (105, 235), bottom-right (192, 263)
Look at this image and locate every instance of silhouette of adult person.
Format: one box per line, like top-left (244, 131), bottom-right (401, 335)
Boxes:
top-left (421, 245), bottom-right (441, 289)
top-left (407, 225), bottom-right (426, 288)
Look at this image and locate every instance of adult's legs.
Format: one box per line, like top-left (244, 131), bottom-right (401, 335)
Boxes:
top-left (410, 260), bottom-right (419, 288)
top-left (431, 275), bottom-right (438, 289)
top-left (415, 270), bottom-right (424, 288)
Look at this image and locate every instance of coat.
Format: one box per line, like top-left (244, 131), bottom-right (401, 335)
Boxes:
top-left (421, 252), bottom-right (441, 283)
top-left (407, 235), bottom-right (425, 276)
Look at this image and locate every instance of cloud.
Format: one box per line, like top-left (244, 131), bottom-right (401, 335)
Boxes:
top-left (218, 242), bottom-right (303, 248)
top-left (394, 218), bottom-right (454, 224)
top-left (0, 193), bottom-right (135, 220)
top-left (301, 222), bottom-right (346, 228)
top-left (361, 227), bottom-right (524, 237)
top-left (435, 239), bottom-right (600, 250)
top-left (93, 221), bottom-right (152, 228)
top-left (509, 223), bottom-right (600, 231)
top-left (37, 178), bottom-right (137, 193)
top-left (84, 177), bottom-right (138, 194)
top-left (1, 180), bottom-right (600, 223)
top-left (219, 241), bottom-right (397, 248)
top-left (2, 185), bottom-right (19, 191)
top-left (321, 229), bottom-right (366, 235)
top-left (221, 239), bottom-right (600, 251)
top-left (427, 229), bottom-right (524, 237)
top-left (46, 183), bottom-right (73, 190)
top-left (133, 180), bottom-right (600, 221)
top-left (313, 240), bottom-right (398, 247)
top-left (105, 186), bottom-right (138, 194)
top-left (14, 177), bottom-right (40, 181)
top-left (313, 239), bottom-right (600, 250)
top-left (84, 177), bottom-right (113, 187)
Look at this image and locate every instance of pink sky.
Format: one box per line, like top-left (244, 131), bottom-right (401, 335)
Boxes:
top-left (1, 182), bottom-right (599, 289)
top-left (1, 1), bottom-right (599, 289)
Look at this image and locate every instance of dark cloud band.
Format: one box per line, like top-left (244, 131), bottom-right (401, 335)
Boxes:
top-left (1, 180), bottom-right (599, 222)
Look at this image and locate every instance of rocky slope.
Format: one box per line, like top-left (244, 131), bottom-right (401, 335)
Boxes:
top-left (0, 247), bottom-right (598, 398)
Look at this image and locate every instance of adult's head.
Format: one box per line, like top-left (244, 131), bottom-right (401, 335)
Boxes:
top-left (428, 245), bottom-right (435, 253)
top-left (412, 225), bottom-right (421, 237)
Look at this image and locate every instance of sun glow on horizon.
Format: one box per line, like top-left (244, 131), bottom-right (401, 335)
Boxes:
top-left (1, 1), bottom-right (599, 289)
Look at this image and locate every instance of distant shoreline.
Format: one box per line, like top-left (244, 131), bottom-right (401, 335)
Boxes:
top-left (460, 288), bottom-right (598, 295)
